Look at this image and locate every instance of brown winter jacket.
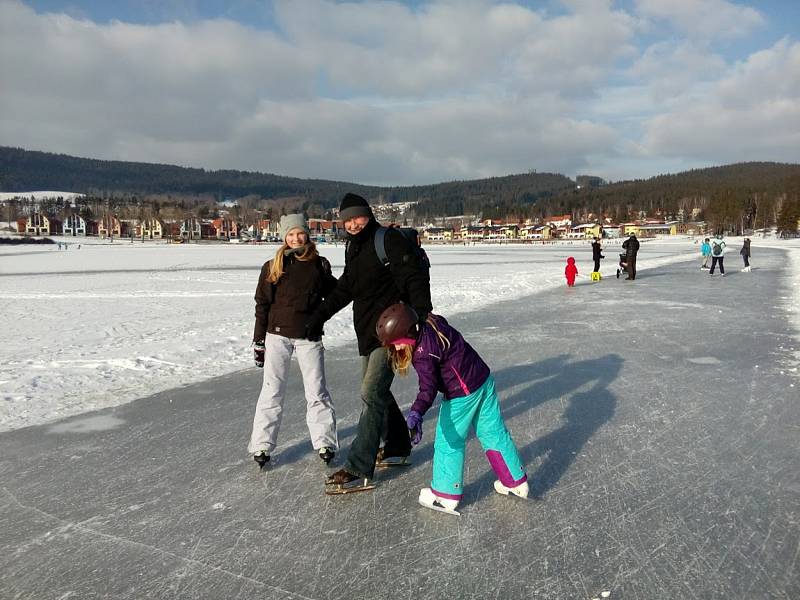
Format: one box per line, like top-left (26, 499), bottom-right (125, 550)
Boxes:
top-left (253, 252), bottom-right (338, 342)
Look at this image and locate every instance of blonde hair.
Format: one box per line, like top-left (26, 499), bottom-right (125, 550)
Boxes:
top-left (425, 314), bottom-right (450, 351)
top-left (386, 314), bottom-right (450, 375)
top-left (267, 239), bottom-right (319, 283)
top-left (388, 344), bottom-right (414, 375)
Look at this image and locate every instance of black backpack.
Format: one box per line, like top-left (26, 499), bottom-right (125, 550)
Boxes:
top-left (374, 226), bottom-right (430, 271)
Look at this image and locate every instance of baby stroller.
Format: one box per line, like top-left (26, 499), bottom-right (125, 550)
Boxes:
top-left (616, 252), bottom-right (628, 279)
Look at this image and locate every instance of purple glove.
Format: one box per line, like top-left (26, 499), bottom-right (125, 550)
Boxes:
top-left (253, 341), bottom-right (265, 368)
top-left (406, 410), bottom-right (423, 446)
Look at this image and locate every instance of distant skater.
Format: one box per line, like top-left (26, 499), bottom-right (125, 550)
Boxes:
top-left (740, 237), bottom-right (751, 272)
top-left (700, 238), bottom-right (711, 269)
top-left (622, 233), bottom-right (639, 280)
top-left (376, 303), bottom-right (528, 516)
top-left (591, 237), bottom-right (604, 273)
top-left (565, 256), bottom-right (578, 287)
top-left (709, 233), bottom-right (726, 277)
top-left (249, 214), bottom-right (339, 469)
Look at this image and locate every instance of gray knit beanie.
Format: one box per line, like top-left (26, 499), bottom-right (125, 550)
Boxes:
top-left (279, 214), bottom-right (309, 241)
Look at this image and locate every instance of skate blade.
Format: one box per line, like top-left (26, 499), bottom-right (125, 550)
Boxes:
top-left (494, 489), bottom-right (541, 501)
top-left (375, 457), bottom-right (411, 468)
top-left (325, 482), bottom-right (376, 495)
top-left (418, 498), bottom-right (461, 516)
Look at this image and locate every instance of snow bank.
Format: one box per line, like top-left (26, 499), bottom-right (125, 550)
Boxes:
top-left (0, 239), bottom-right (698, 431)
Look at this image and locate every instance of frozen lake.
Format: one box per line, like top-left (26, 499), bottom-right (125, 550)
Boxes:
top-left (1, 240), bottom-right (798, 598)
top-left (0, 237), bottom-right (709, 431)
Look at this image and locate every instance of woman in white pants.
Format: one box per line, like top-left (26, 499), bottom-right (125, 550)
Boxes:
top-left (249, 214), bottom-right (339, 469)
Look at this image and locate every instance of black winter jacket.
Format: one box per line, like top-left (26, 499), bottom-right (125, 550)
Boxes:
top-left (310, 220), bottom-right (432, 356)
top-left (740, 240), bottom-right (751, 257)
top-left (622, 237), bottom-right (640, 257)
top-left (253, 252), bottom-right (338, 341)
top-left (592, 241), bottom-right (604, 260)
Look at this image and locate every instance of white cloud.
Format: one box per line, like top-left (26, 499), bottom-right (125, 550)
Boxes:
top-left (273, 0), bottom-right (540, 97)
top-left (641, 39), bottom-right (800, 163)
top-left (0, 0), bottom-right (635, 184)
top-left (635, 0), bottom-right (764, 39)
top-left (628, 40), bottom-right (726, 98)
top-left (0, 0), bottom-right (795, 186)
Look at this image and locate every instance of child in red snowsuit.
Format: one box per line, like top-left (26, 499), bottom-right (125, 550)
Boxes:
top-left (565, 256), bottom-right (578, 287)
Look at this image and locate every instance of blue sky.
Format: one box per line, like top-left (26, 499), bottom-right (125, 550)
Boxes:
top-left (2, 0), bottom-right (798, 186)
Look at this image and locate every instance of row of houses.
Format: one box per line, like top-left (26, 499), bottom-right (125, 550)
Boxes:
top-left (15, 211), bottom-right (701, 242)
top-left (14, 213), bottom-right (346, 241)
top-left (422, 220), bottom-right (701, 242)
top-left (17, 214), bottom-right (241, 240)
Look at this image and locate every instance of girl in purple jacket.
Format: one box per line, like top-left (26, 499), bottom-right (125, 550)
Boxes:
top-left (376, 303), bottom-right (528, 515)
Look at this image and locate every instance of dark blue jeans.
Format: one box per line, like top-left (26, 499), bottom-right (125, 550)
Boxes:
top-left (344, 347), bottom-right (411, 479)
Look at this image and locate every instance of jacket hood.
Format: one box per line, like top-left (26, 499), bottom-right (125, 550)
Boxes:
top-left (567, 256), bottom-right (576, 264)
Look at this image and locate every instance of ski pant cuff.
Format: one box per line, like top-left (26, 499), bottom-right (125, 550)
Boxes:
top-left (486, 449), bottom-right (526, 487)
top-left (431, 487), bottom-right (463, 501)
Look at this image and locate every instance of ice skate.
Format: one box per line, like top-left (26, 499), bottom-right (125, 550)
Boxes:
top-left (253, 451), bottom-right (270, 471)
top-left (494, 479), bottom-right (529, 499)
top-left (375, 447), bottom-right (411, 468)
top-left (325, 469), bottom-right (375, 495)
top-left (318, 447), bottom-right (335, 465)
top-left (418, 488), bottom-right (461, 516)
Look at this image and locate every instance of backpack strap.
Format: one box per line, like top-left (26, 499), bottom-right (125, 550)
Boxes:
top-left (374, 226), bottom-right (389, 266)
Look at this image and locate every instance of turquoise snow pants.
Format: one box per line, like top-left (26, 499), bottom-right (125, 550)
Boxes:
top-left (431, 376), bottom-right (526, 499)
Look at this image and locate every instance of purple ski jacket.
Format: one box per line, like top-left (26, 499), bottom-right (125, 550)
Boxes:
top-left (410, 315), bottom-right (491, 417)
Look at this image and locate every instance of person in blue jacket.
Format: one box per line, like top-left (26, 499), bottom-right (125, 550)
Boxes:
top-left (376, 303), bottom-right (528, 516)
top-left (700, 238), bottom-right (711, 269)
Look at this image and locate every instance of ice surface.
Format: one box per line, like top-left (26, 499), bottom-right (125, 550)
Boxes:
top-left (1, 242), bottom-right (798, 598)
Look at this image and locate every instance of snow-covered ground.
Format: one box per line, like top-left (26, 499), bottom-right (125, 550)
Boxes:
top-left (1, 235), bottom-right (797, 431)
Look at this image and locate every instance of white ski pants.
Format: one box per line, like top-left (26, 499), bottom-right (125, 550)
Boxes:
top-left (248, 333), bottom-right (338, 455)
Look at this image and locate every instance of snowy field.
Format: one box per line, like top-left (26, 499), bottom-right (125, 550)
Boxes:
top-left (1, 235), bottom-right (798, 431)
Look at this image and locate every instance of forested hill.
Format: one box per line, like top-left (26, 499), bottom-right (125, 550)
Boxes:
top-left (0, 146), bottom-right (573, 210)
top-left (546, 162), bottom-right (800, 223)
top-left (3, 147), bottom-right (797, 226)
top-left (0, 146), bottom-right (379, 204)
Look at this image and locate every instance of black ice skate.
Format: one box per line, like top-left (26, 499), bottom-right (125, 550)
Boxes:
top-left (318, 447), bottom-right (335, 465)
top-left (374, 447), bottom-right (411, 468)
top-left (325, 469), bottom-right (375, 495)
top-left (253, 451), bottom-right (270, 471)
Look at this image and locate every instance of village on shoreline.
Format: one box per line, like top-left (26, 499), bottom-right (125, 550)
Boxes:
top-left (3, 192), bottom-right (758, 246)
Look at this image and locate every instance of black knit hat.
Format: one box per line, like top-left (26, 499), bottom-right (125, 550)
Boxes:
top-left (339, 193), bottom-right (373, 221)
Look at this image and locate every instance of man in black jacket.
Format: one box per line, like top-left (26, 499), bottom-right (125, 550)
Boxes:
top-left (622, 232), bottom-right (640, 280)
top-left (307, 193), bottom-right (432, 492)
